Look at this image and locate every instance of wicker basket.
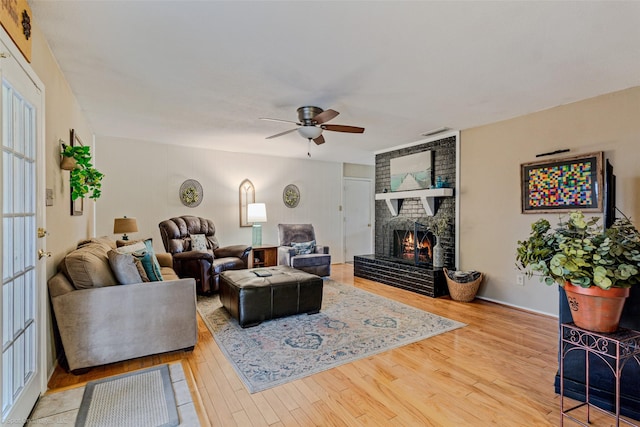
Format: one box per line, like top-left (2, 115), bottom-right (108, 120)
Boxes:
top-left (444, 268), bottom-right (483, 302)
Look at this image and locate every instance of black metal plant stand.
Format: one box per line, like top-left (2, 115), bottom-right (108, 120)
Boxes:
top-left (560, 323), bottom-right (640, 426)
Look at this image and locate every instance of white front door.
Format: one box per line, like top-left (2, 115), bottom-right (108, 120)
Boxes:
top-left (344, 178), bottom-right (373, 262)
top-left (1, 38), bottom-right (45, 425)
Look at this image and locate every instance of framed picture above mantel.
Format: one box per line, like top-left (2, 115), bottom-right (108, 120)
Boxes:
top-left (390, 151), bottom-right (433, 192)
top-left (521, 151), bottom-right (604, 214)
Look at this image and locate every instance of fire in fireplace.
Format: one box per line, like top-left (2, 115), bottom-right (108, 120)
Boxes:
top-left (392, 227), bottom-right (434, 265)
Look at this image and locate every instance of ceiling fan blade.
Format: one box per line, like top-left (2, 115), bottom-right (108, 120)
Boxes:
top-left (266, 128), bottom-right (299, 139)
top-left (313, 134), bottom-right (326, 145)
top-left (321, 124), bottom-right (365, 133)
top-left (312, 109), bottom-right (339, 124)
top-left (260, 117), bottom-right (301, 125)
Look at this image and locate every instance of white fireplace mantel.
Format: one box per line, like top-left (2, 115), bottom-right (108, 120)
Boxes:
top-left (375, 188), bottom-right (454, 216)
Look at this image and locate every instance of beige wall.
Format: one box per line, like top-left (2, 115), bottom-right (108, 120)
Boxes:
top-left (29, 25), bottom-right (95, 375)
top-left (460, 86), bottom-right (640, 315)
top-left (94, 137), bottom-right (345, 262)
top-left (344, 162), bottom-right (374, 179)
top-left (31, 25), bottom-right (95, 274)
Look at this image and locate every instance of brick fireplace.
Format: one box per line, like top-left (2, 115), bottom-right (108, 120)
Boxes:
top-left (354, 135), bottom-right (457, 297)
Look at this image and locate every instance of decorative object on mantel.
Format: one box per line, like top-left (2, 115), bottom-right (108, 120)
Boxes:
top-left (62, 129), bottom-right (104, 216)
top-left (239, 179), bottom-right (255, 227)
top-left (434, 176), bottom-right (449, 189)
top-left (516, 210), bottom-right (640, 333)
top-left (521, 151), bottom-right (603, 214)
top-left (113, 216), bottom-right (138, 241)
top-left (444, 268), bottom-right (483, 302)
top-left (283, 184), bottom-right (300, 208)
top-left (179, 179), bottom-right (203, 207)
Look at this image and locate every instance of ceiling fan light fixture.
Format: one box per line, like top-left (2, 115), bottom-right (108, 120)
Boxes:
top-left (297, 126), bottom-right (322, 140)
top-left (262, 106), bottom-right (365, 145)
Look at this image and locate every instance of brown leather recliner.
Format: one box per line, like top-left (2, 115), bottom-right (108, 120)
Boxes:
top-left (158, 216), bottom-right (251, 294)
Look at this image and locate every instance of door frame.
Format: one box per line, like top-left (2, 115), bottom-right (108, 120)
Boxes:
top-left (0, 26), bottom-right (47, 424)
top-left (342, 177), bottom-right (374, 262)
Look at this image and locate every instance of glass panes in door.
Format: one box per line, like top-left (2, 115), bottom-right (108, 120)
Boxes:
top-left (2, 77), bottom-right (37, 421)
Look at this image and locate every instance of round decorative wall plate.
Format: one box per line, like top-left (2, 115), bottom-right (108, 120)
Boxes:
top-left (283, 184), bottom-right (300, 208)
top-left (179, 179), bottom-right (203, 207)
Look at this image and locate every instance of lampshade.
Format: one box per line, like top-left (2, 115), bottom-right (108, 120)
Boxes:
top-left (247, 203), bottom-right (267, 223)
top-left (297, 126), bottom-right (322, 140)
top-left (113, 217), bottom-right (138, 241)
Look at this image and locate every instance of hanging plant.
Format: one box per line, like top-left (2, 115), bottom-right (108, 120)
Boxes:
top-left (61, 143), bottom-right (104, 200)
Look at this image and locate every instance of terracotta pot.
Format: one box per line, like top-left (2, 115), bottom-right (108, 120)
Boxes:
top-left (564, 282), bottom-right (630, 333)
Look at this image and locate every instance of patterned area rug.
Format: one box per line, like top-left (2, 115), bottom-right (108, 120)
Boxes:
top-left (197, 279), bottom-right (465, 393)
top-left (75, 365), bottom-right (179, 427)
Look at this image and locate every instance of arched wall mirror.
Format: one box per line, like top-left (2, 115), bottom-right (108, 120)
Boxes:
top-left (239, 179), bottom-right (255, 227)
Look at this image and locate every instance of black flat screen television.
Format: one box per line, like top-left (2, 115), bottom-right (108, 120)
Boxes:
top-left (603, 159), bottom-right (616, 228)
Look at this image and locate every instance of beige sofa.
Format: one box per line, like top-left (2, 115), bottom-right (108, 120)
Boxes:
top-left (48, 237), bottom-right (197, 373)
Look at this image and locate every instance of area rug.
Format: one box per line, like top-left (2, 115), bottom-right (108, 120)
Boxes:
top-left (197, 279), bottom-right (465, 393)
top-left (75, 364), bottom-right (179, 427)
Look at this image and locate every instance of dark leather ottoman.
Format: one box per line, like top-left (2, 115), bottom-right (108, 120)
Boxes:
top-left (219, 266), bottom-right (323, 328)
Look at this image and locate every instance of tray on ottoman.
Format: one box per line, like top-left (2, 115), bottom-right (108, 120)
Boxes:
top-left (219, 266), bottom-right (323, 328)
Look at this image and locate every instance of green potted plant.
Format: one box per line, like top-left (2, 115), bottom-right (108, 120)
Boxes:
top-left (516, 211), bottom-right (640, 332)
top-left (61, 143), bottom-right (104, 200)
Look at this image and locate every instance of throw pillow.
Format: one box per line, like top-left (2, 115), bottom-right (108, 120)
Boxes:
top-left (190, 233), bottom-right (208, 251)
top-left (62, 241), bottom-right (118, 289)
top-left (291, 240), bottom-right (316, 255)
top-left (108, 250), bottom-right (143, 285)
top-left (116, 239), bottom-right (164, 282)
top-left (134, 258), bottom-right (150, 282)
top-left (139, 239), bottom-right (164, 281)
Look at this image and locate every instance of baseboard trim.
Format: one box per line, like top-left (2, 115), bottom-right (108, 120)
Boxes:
top-left (474, 295), bottom-right (557, 319)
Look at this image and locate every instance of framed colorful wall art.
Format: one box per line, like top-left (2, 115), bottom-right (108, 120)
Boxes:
top-left (521, 151), bottom-right (603, 214)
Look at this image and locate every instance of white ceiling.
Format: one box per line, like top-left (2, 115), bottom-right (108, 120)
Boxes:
top-left (29, 1), bottom-right (640, 165)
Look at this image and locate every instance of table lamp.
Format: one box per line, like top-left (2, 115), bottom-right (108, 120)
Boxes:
top-left (247, 203), bottom-right (267, 247)
top-left (113, 216), bottom-right (138, 241)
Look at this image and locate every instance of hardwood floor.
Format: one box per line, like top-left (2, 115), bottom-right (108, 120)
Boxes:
top-left (46, 264), bottom-right (623, 426)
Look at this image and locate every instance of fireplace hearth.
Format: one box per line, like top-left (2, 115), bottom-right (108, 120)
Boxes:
top-left (354, 254), bottom-right (448, 297)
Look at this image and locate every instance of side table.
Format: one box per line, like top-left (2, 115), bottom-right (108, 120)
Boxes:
top-left (560, 322), bottom-right (640, 426)
top-left (248, 245), bottom-right (278, 269)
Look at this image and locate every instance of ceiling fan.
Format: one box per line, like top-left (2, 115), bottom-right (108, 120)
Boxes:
top-left (260, 106), bottom-right (365, 146)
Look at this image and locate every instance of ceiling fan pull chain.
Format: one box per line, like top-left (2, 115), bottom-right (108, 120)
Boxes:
top-left (307, 139), bottom-right (311, 157)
